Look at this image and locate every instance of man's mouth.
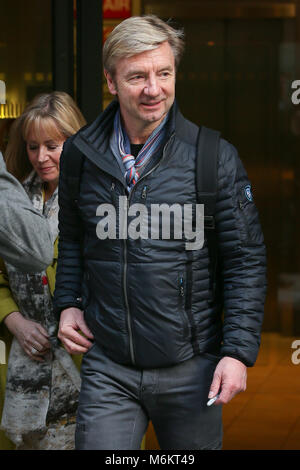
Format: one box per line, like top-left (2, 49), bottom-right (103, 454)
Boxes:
top-left (140, 100), bottom-right (163, 108)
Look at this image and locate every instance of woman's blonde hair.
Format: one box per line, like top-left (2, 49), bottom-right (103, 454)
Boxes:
top-left (5, 91), bottom-right (86, 181)
top-left (103, 15), bottom-right (185, 77)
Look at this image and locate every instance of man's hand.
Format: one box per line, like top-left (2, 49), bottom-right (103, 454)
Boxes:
top-left (58, 307), bottom-right (94, 354)
top-left (208, 356), bottom-right (247, 405)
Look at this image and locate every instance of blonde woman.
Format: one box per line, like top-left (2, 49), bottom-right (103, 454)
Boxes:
top-left (0, 92), bottom-right (86, 450)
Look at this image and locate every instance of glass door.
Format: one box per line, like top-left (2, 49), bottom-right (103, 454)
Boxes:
top-left (0, 0), bottom-right (52, 152)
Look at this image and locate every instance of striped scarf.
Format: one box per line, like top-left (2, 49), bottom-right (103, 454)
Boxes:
top-left (114, 110), bottom-right (167, 191)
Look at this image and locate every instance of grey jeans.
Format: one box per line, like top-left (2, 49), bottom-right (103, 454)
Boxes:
top-left (75, 343), bottom-right (223, 450)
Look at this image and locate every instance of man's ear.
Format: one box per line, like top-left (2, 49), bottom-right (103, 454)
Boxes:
top-left (104, 70), bottom-right (118, 96)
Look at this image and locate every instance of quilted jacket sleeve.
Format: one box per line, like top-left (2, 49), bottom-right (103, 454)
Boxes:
top-left (53, 138), bottom-right (84, 317)
top-left (216, 139), bottom-right (267, 367)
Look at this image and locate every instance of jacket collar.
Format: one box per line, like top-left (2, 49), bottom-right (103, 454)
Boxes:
top-left (73, 99), bottom-right (124, 184)
top-left (73, 99), bottom-right (199, 185)
top-left (170, 101), bottom-right (199, 146)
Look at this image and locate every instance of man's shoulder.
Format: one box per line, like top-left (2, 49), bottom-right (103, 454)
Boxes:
top-left (174, 108), bottom-right (199, 147)
top-left (174, 106), bottom-right (237, 159)
top-left (63, 99), bottom-right (118, 156)
top-left (60, 131), bottom-right (86, 176)
top-left (176, 112), bottom-right (240, 167)
top-left (217, 138), bottom-right (247, 181)
top-left (218, 137), bottom-right (239, 162)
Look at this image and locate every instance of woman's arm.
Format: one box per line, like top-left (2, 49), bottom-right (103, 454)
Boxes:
top-left (0, 152), bottom-right (53, 272)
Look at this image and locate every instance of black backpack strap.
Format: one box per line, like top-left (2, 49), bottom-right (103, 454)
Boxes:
top-left (196, 125), bottom-right (221, 300)
top-left (196, 126), bottom-right (220, 223)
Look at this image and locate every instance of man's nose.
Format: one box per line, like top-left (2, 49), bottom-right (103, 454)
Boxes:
top-left (144, 76), bottom-right (160, 96)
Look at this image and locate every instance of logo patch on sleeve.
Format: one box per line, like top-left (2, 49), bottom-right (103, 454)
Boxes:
top-left (244, 185), bottom-right (253, 202)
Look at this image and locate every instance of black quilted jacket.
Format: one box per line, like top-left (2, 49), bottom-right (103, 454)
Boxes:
top-left (53, 101), bottom-right (267, 368)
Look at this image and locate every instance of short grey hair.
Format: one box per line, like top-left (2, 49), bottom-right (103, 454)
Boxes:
top-left (103, 15), bottom-right (185, 76)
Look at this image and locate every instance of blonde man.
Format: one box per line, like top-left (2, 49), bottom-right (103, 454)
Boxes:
top-left (54, 15), bottom-right (266, 450)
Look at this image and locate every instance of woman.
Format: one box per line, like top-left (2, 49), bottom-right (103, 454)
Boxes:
top-left (0, 92), bottom-right (86, 450)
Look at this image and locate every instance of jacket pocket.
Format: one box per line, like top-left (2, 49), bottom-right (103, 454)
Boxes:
top-left (202, 351), bottom-right (222, 363)
top-left (238, 199), bottom-right (252, 241)
top-left (237, 185), bottom-right (263, 245)
top-left (178, 274), bottom-right (190, 338)
top-left (82, 271), bottom-right (90, 310)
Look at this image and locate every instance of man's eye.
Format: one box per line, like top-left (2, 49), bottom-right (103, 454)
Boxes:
top-left (130, 75), bottom-right (143, 81)
top-left (47, 146), bottom-right (57, 150)
top-left (29, 146), bottom-right (38, 151)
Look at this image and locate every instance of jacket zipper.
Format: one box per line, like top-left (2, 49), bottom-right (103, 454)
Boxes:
top-left (123, 208), bottom-right (136, 365)
top-left (111, 181), bottom-right (117, 205)
top-left (123, 133), bottom-right (175, 365)
top-left (111, 179), bottom-right (136, 364)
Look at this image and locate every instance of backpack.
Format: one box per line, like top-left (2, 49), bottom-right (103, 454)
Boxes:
top-left (196, 126), bottom-right (221, 302)
top-left (65, 125), bottom-right (221, 298)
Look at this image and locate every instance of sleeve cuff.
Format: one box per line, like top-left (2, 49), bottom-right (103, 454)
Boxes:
top-left (0, 297), bottom-right (19, 324)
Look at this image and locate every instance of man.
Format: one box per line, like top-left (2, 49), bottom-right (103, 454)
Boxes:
top-left (0, 151), bottom-right (52, 271)
top-left (54, 15), bottom-right (267, 450)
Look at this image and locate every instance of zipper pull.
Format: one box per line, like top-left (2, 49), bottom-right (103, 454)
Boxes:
top-left (141, 185), bottom-right (147, 200)
top-left (111, 181), bottom-right (117, 206)
top-left (179, 276), bottom-right (185, 296)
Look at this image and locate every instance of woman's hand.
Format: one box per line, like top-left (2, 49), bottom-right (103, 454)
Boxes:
top-left (4, 311), bottom-right (51, 362)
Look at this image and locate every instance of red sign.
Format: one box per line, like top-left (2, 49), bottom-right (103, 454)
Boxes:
top-left (103, 0), bottom-right (131, 19)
